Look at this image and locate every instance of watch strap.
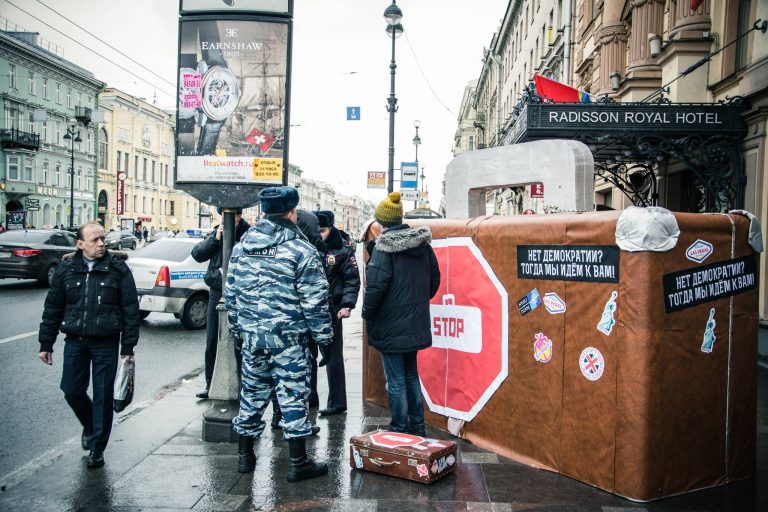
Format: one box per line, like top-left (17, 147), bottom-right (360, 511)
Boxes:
top-left (197, 121), bottom-right (223, 156)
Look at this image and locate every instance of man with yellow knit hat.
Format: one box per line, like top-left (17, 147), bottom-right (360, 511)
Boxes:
top-left (361, 192), bottom-right (441, 436)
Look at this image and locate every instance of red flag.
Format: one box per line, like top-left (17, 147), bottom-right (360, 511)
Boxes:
top-left (533, 74), bottom-right (590, 103)
top-left (245, 128), bottom-right (275, 152)
top-left (690, 0), bottom-right (704, 10)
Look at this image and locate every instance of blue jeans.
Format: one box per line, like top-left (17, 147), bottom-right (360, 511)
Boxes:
top-left (381, 351), bottom-right (425, 436)
top-left (60, 339), bottom-right (119, 452)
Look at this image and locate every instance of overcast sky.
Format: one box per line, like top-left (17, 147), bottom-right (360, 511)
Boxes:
top-left (2, 0), bottom-right (508, 205)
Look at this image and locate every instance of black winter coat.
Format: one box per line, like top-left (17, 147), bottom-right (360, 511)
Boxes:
top-left (39, 250), bottom-right (140, 355)
top-left (322, 227), bottom-right (361, 313)
top-left (191, 218), bottom-right (250, 291)
top-left (362, 224), bottom-right (440, 353)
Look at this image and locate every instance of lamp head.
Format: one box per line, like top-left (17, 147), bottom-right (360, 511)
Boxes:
top-left (386, 23), bottom-right (403, 38)
top-left (414, 119), bottom-right (421, 129)
top-left (74, 133), bottom-right (83, 143)
top-left (383, 2), bottom-right (402, 25)
top-left (63, 132), bottom-right (71, 141)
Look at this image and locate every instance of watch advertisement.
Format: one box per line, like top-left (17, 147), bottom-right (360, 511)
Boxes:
top-left (176, 17), bottom-right (289, 185)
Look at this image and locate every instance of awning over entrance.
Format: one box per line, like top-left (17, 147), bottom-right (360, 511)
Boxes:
top-left (501, 93), bottom-right (747, 212)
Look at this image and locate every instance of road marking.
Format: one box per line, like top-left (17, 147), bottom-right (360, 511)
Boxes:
top-left (0, 331), bottom-right (37, 345)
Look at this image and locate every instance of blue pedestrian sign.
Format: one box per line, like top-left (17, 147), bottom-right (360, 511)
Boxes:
top-left (347, 107), bottom-right (360, 120)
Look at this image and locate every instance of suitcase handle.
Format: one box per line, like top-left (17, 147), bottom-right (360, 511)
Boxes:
top-left (368, 457), bottom-right (400, 467)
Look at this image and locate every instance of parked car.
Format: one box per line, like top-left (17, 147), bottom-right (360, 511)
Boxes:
top-left (105, 230), bottom-right (138, 250)
top-left (147, 230), bottom-right (174, 244)
top-left (174, 228), bottom-right (205, 239)
top-left (126, 238), bottom-right (209, 329)
top-left (0, 229), bottom-right (77, 286)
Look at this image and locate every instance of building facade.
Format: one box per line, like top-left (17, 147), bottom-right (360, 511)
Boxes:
top-left (456, 0), bottom-right (768, 322)
top-left (98, 88), bottom-right (182, 233)
top-left (1, 28), bottom-right (103, 229)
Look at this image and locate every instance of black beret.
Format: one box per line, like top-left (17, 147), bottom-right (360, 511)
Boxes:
top-left (259, 186), bottom-right (300, 214)
top-left (314, 210), bottom-right (334, 228)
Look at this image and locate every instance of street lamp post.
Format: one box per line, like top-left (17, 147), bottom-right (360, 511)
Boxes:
top-left (384, 1), bottom-right (403, 194)
top-left (63, 124), bottom-right (82, 230)
top-left (412, 119), bottom-right (421, 209)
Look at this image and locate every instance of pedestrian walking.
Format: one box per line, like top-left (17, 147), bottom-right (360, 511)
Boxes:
top-left (362, 192), bottom-right (440, 436)
top-left (224, 186), bottom-right (333, 480)
top-left (190, 208), bottom-right (250, 399)
top-left (38, 221), bottom-right (140, 468)
top-left (314, 210), bottom-right (360, 417)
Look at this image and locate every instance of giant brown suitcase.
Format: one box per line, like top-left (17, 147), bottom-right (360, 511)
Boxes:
top-left (349, 430), bottom-right (458, 484)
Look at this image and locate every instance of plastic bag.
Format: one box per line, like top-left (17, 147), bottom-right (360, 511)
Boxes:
top-left (113, 358), bottom-right (135, 413)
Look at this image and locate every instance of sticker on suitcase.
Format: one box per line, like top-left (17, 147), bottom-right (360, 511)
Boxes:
top-left (430, 294), bottom-right (482, 353)
top-left (369, 432), bottom-right (426, 449)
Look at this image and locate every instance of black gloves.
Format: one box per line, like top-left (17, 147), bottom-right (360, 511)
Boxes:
top-left (318, 343), bottom-right (332, 367)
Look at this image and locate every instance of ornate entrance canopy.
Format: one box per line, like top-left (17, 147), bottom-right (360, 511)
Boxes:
top-left (502, 88), bottom-right (747, 212)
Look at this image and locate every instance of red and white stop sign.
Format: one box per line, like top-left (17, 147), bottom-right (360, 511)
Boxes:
top-left (369, 432), bottom-right (425, 448)
top-left (418, 237), bottom-right (508, 422)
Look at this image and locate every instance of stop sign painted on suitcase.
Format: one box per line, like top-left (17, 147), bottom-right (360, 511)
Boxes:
top-left (418, 237), bottom-right (508, 421)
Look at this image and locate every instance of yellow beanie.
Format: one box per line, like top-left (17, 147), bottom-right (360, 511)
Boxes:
top-left (375, 192), bottom-right (403, 227)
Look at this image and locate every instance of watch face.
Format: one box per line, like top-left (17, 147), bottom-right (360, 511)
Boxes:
top-left (201, 66), bottom-right (241, 121)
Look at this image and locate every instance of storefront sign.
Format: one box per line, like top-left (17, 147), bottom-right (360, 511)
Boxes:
top-left (662, 255), bottom-right (757, 313)
top-left (517, 245), bottom-right (620, 283)
top-left (116, 171), bottom-right (125, 215)
top-left (367, 171), bottom-right (386, 189)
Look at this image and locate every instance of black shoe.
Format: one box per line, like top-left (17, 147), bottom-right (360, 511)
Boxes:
top-left (81, 429), bottom-right (91, 451)
top-left (286, 438), bottom-right (328, 482)
top-left (308, 396), bottom-right (320, 409)
top-left (310, 426), bottom-right (320, 436)
top-left (237, 435), bottom-right (256, 473)
top-left (87, 450), bottom-right (104, 469)
top-left (195, 389), bottom-right (209, 399)
top-left (319, 407), bottom-right (347, 417)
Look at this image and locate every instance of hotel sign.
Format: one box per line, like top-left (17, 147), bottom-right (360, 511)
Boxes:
top-left (509, 103), bottom-right (745, 143)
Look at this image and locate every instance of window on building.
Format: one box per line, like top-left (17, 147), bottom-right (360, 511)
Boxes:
top-left (9, 64), bottom-right (16, 88)
top-left (8, 155), bottom-right (20, 180)
top-left (77, 168), bottom-right (82, 190)
top-left (134, 155), bottom-right (139, 179)
top-left (151, 160), bottom-right (156, 183)
top-left (99, 128), bottom-right (109, 169)
top-left (42, 78), bottom-right (49, 99)
top-left (170, 201), bottom-right (175, 216)
top-left (143, 158), bottom-right (148, 181)
top-left (54, 121), bottom-right (60, 145)
top-left (56, 164), bottom-right (62, 187)
top-left (87, 131), bottom-right (92, 154)
top-left (23, 158), bottom-right (33, 181)
top-left (143, 197), bottom-right (147, 213)
top-left (28, 71), bottom-right (36, 95)
top-left (134, 195), bottom-right (138, 212)
top-left (557, 0), bottom-right (562, 27)
top-left (42, 121), bottom-right (48, 143)
top-left (67, 88), bottom-right (72, 108)
top-left (736, 0), bottom-right (753, 71)
top-left (55, 82), bottom-right (61, 103)
top-left (42, 161), bottom-right (49, 185)
top-left (116, 150), bottom-right (122, 172)
top-left (124, 153), bottom-right (129, 176)
top-left (151, 198), bottom-right (155, 214)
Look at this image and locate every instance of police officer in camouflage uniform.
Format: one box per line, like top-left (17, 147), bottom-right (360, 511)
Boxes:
top-left (224, 186), bottom-right (333, 481)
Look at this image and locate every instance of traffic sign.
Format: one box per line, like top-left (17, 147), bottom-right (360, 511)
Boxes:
top-left (401, 162), bottom-right (418, 189)
top-left (346, 106), bottom-right (360, 120)
top-left (523, 209), bottom-right (536, 215)
top-left (531, 182), bottom-right (544, 198)
top-left (418, 237), bottom-right (509, 421)
top-left (400, 190), bottom-right (419, 201)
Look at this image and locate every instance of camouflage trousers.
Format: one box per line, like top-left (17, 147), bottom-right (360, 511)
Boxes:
top-left (232, 342), bottom-right (313, 440)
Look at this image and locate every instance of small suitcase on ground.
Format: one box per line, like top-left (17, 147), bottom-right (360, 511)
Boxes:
top-left (349, 430), bottom-right (458, 484)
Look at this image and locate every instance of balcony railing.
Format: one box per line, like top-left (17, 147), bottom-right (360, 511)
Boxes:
top-left (0, 127), bottom-right (40, 151)
top-left (75, 106), bottom-right (92, 125)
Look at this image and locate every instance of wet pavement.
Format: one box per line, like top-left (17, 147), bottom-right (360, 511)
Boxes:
top-left (0, 308), bottom-right (765, 512)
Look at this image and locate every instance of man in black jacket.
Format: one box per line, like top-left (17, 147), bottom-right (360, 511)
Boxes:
top-left (314, 211), bottom-right (360, 416)
top-left (362, 192), bottom-right (440, 436)
top-left (38, 221), bottom-right (140, 468)
top-left (191, 208), bottom-right (250, 399)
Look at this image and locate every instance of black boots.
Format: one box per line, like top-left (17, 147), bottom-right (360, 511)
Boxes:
top-left (237, 435), bottom-right (256, 473)
top-left (286, 438), bottom-right (327, 482)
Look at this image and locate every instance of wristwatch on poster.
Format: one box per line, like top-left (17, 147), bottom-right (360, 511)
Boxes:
top-left (194, 24), bottom-right (241, 155)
